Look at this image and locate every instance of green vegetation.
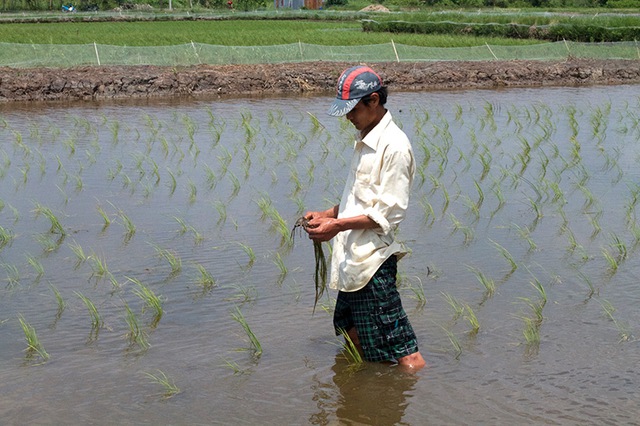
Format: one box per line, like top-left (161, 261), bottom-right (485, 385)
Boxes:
top-left (144, 369), bottom-right (180, 398)
top-left (363, 11), bottom-right (640, 42)
top-left (18, 315), bottom-right (50, 361)
top-left (231, 306), bottom-right (262, 358)
top-left (0, 17), bottom-right (542, 47)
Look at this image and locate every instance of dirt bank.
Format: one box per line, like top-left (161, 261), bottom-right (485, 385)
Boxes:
top-left (1, 59), bottom-right (640, 103)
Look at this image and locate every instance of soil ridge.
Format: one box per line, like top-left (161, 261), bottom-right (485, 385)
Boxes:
top-left (1, 59), bottom-right (639, 102)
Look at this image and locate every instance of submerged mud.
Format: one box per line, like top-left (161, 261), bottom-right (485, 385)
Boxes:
top-left (1, 59), bottom-right (640, 102)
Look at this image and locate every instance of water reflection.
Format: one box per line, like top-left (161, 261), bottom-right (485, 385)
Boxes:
top-left (311, 355), bottom-right (419, 425)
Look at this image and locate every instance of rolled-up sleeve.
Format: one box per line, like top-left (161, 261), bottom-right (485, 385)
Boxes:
top-left (364, 145), bottom-right (414, 236)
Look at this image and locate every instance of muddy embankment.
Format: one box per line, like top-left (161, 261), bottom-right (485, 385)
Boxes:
top-left (1, 59), bottom-right (640, 102)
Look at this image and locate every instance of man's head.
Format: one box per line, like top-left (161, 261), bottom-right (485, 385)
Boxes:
top-left (328, 65), bottom-right (386, 117)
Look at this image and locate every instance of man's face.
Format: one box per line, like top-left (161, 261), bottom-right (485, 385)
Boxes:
top-left (345, 95), bottom-right (379, 135)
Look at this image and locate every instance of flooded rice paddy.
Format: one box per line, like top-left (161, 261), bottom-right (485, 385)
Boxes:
top-left (1, 85), bottom-right (639, 425)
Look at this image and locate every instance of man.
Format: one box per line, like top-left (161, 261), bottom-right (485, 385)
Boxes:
top-left (304, 65), bottom-right (426, 370)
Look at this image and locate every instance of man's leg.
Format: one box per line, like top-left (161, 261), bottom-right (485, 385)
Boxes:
top-left (345, 326), bottom-right (363, 356)
top-left (397, 351), bottom-right (426, 370)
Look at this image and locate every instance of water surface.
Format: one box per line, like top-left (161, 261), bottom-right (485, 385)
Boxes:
top-left (1, 85), bottom-right (639, 424)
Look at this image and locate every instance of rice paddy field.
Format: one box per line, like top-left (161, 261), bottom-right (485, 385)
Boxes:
top-left (1, 84), bottom-right (640, 424)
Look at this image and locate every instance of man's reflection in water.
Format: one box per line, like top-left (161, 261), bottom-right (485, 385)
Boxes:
top-left (310, 355), bottom-right (419, 425)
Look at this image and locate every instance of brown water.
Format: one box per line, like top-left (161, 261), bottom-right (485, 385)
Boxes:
top-left (1, 86), bottom-right (639, 425)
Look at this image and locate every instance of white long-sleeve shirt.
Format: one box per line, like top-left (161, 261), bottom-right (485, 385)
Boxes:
top-left (330, 111), bottom-right (415, 292)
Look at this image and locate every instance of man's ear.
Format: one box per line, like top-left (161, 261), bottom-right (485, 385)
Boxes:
top-left (368, 92), bottom-right (380, 108)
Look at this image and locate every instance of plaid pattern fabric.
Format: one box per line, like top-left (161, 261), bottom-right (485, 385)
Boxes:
top-left (333, 256), bottom-right (419, 362)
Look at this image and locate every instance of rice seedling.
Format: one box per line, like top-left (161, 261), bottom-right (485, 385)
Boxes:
top-left (3, 263), bottom-right (20, 287)
top-left (602, 248), bottom-right (620, 273)
top-left (228, 171), bottom-right (241, 199)
top-left (18, 315), bottom-right (49, 362)
top-left (221, 358), bottom-right (247, 375)
top-left (0, 225), bottom-right (14, 250)
top-left (106, 159), bottom-right (123, 181)
top-left (466, 265), bottom-right (496, 299)
top-left (226, 284), bottom-right (257, 304)
top-left (463, 304), bottom-right (480, 335)
top-left (608, 232), bottom-right (628, 263)
top-left (440, 325), bottom-right (462, 360)
top-left (123, 303), bottom-right (149, 349)
top-left (152, 244), bottom-right (182, 275)
top-left (273, 252), bottom-right (289, 281)
top-left (231, 306), bottom-right (262, 358)
top-left (190, 226), bottom-right (204, 245)
top-left (577, 182), bottom-right (597, 211)
top-left (68, 240), bottom-right (87, 265)
top-left (336, 328), bottom-right (364, 368)
top-left (518, 285), bottom-right (546, 329)
top-left (256, 194), bottom-right (274, 220)
top-left (521, 316), bottom-right (541, 346)
top-left (194, 263), bottom-right (216, 290)
top-left (406, 276), bottom-right (427, 308)
top-left (143, 370), bottom-right (180, 399)
top-left (217, 145), bottom-right (232, 178)
top-left (166, 168), bottom-right (177, 195)
top-left (511, 223), bottom-right (537, 252)
top-left (203, 163), bottom-right (217, 190)
top-left (587, 210), bottom-right (602, 238)
top-left (213, 200), bottom-right (227, 225)
top-left (530, 278), bottom-right (547, 308)
top-left (26, 254), bottom-right (44, 279)
top-left (109, 120), bottom-right (120, 143)
top-left (525, 195), bottom-right (543, 225)
top-left (264, 208), bottom-right (292, 248)
top-left (489, 239), bottom-right (518, 273)
top-left (573, 267), bottom-right (596, 299)
top-left (448, 213), bottom-right (474, 246)
top-left (118, 210), bottom-right (136, 240)
top-left (441, 292), bottom-right (465, 320)
top-left (129, 277), bottom-right (164, 326)
top-left (291, 217), bottom-right (327, 313)
top-left (73, 173), bottom-right (83, 192)
top-left (419, 196), bottom-right (436, 227)
top-left (97, 205), bottom-right (112, 230)
top-left (88, 251), bottom-right (109, 279)
top-left (35, 234), bottom-right (61, 253)
top-left (236, 242), bottom-right (256, 268)
top-left (50, 284), bottom-right (66, 316)
top-left (75, 292), bottom-right (103, 330)
top-left (461, 195), bottom-right (480, 223)
top-left (33, 203), bottom-right (66, 236)
top-left (173, 216), bottom-right (189, 235)
top-left (187, 178), bottom-right (197, 204)
top-left (599, 299), bottom-right (633, 342)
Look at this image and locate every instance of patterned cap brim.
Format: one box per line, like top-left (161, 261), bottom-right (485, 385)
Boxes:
top-left (327, 98), bottom-right (360, 117)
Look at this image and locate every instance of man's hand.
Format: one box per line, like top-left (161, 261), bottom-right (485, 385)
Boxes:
top-left (303, 205), bottom-right (339, 222)
top-left (305, 217), bottom-right (342, 242)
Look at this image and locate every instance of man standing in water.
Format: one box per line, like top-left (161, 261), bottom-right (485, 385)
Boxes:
top-left (304, 65), bottom-right (426, 370)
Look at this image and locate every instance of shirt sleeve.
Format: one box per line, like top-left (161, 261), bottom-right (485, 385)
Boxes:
top-left (363, 144), bottom-right (414, 236)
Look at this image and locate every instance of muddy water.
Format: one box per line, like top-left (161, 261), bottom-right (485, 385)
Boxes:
top-left (0, 86), bottom-right (639, 425)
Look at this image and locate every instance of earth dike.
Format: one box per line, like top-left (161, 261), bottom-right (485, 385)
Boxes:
top-left (1, 59), bottom-right (640, 102)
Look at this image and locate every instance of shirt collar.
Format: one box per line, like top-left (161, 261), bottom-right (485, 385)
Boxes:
top-left (355, 110), bottom-right (392, 151)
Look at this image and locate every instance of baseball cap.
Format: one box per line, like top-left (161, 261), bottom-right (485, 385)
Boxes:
top-left (327, 65), bottom-right (383, 117)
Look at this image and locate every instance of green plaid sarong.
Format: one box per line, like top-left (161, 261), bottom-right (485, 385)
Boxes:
top-left (334, 255), bottom-right (419, 362)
